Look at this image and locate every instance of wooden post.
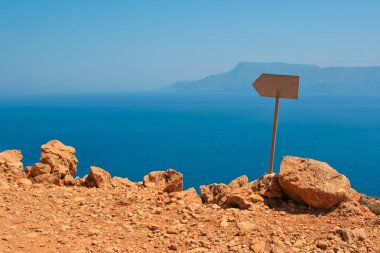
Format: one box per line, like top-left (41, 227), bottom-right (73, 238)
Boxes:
top-left (269, 90), bottom-right (280, 174)
top-left (252, 74), bottom-right (299, 174)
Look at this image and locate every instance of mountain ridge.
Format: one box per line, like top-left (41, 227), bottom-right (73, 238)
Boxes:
top-left (161, 62), bottom-right (380, 94)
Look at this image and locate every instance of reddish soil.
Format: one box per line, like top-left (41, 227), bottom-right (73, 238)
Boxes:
top-left (0, 183), bottom-right (378, 253)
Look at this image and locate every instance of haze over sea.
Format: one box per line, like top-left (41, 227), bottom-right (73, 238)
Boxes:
top-left (0, 92), bottom-right (379, 196)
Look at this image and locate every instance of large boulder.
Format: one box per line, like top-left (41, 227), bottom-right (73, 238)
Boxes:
top-left (85, 166), bottom-right (111, 189)
top-left (0, 150), bottom-right (23, 174)
top-left (279, 156), bottom-right (351, 209)
top-left (143, 169), bottom-right (183, 193)
top-left (27, 140), bottom-right (78, 186)
top-left (40, 140), bottom-right (78, 177)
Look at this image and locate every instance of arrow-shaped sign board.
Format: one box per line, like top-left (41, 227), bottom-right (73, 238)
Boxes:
top-left (252, 73), bottom-right (300, 174)
top-left (253, 73), bottom-right (299, 99)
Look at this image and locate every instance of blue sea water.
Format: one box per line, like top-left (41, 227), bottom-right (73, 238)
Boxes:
top-left (0, 92), bottom-right (379, 196)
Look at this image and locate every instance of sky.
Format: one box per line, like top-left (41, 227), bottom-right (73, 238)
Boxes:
top-left (1, 0), bottom-right (380, 93)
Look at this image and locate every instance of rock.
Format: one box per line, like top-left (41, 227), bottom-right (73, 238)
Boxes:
top-left (74, 177), bottom-right (86, 187)
top-left (347, 188), bottom-right (362, 202)
top-left (339, 228), bottom-right (367, 244)
top-left (201, 176), bottom-right (251, 206)
top-left (63, 174), bottom-right (76, 186)
top-left (359, 195), bottom-right (380, 215)
top-left (31, 174), bottom-right (62, 186)
top-left (26, 140), bottom-right (78, 185)
top-left (250, 239), bottom-right (266, 253)
top-left (83, 175), bottom-right (96, 188)
top-left (200, 176), bottom-right (265, 209)
top-left (143, 169), bottom-right (183, 193)
top-left (24, 166), bottom-right (32, 176)
top-left (316, 240), bottom-right (328, 250)
top-left (223, 187), bottom-right (264, 209)
top-left (40, 140), bottom-right (78, 178)
top-left (220, 219), bottom-right (229, 227)
top-left (279, 156), bottom-right (351, 209)
top-left (111, 177), bottom-right (135, 188)
top-left (29, 163), bottom-right (51, 177)
top-left (228, 175), bottom-right (248, 188)
top-left (85, 166), bottom-right (111, 188)
top-left (0, 150), bottom-right (23, 174)
top-left (169, 188), bottom-right (202, 206)
top-left (251, 173), bottom-right (283, 198)
top-left (200, 183), bottom-right (227, 204)
top-left (168, 244), bottom-right (177, 250)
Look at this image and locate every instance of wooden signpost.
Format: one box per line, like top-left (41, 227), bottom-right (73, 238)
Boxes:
top-left (252, 74), bottom-right (300, 174)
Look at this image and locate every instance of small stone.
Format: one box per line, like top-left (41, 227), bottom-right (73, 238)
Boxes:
top-left (85, 166), bottom-right (112, 188)
top-left (168, 244), bottom-right (177, 250)
top-left (220, 219), bottom-right (229, 228)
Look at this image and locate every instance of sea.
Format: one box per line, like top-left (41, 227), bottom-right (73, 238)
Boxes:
top-left (0, 92), bottom-right (379, 197)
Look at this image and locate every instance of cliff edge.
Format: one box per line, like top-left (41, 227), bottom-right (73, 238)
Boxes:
top-left (0, 140), bottom-right (379, 252)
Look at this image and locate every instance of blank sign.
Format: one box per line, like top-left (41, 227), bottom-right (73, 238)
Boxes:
top-left (252, 73), bottom-right (300, 174)
top-left (252, 73), bottom-right (299, 99)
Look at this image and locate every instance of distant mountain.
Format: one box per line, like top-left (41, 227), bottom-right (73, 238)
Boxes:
top-left (161, 62), bottom-right (380, 94)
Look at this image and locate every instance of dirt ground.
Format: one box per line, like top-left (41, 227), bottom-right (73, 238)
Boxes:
top-left (0, 183), bottom-right (379, 253)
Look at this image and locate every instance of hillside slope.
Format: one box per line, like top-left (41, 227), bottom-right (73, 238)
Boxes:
top-left (1, 140), bottom-right (380, 252)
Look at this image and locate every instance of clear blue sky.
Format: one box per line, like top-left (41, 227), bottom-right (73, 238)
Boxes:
top-left (1, 0), bottom-right (379, 93)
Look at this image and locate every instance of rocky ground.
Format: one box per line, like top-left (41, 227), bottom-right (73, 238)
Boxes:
top-left (0, 140), bottom-right (379, 253)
